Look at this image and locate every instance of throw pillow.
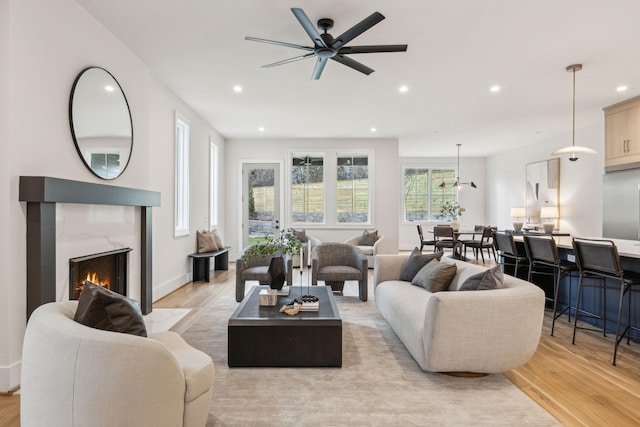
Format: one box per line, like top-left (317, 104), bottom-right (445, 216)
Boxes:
top-left (210, 229), bottom-right (224, 249)
top-left (74, 280), bottom-right (148, 337)
top-left (293, 228), bottom-right (308, 243)
top-left (411, 259), bottom-right (457, 293)
top-left (359, 229), bottom-right (379, 246)
top-left (400, 247), bottom-right (444, 281)
top-left (459, 265), bottom-right (505, 291)
top-left (197, 230), bottom-right (218, 253)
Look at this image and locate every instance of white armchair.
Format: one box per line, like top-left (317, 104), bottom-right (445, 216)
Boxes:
top-left (21, 301), bottom-right (215, 427)
top-left (345, 233), bottom-right (384, 268)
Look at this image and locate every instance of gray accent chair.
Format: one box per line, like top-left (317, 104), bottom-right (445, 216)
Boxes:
top-left (235, 246), bottom-right (292, 302)
top-left (311, 243), bottom-right (368, 301)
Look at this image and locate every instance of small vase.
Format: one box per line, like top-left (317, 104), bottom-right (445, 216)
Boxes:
top-left (451, 218), bottom-right (460, 231)
top-left (268, 256), bottom-right (286, 290)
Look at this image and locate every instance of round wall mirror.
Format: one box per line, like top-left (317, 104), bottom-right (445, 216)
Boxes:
top-left (69, 67), bottom-right (133, 180)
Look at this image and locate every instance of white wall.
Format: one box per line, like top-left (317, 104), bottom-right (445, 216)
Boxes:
top-left (0, 0), bottom-right (225, 392)
top-left (398, 156), bottom-right (487, 250)
top-left (487, 121), bottom-right (604, 236)
top-left (226, 138), bottom-right (400, 259)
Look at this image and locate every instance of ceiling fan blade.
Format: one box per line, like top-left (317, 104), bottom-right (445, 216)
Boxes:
top-left (331, 55), bottom-right (374, 75)
top-left (338, 44), bottom-right (408, 54)
top-left (291, 8), bottom-right (327, 48)
top-left (311, 57), bottom-right (328, 80)
top-left (262, 53), bottom-right (315, 69)
top-left (331, 12), bottom-right (385, 50)
top-left (245, 36), bottom-right (313, 51)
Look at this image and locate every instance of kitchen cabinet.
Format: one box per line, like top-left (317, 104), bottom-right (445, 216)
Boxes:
top-left (604, 96), bottom-right (640, 168)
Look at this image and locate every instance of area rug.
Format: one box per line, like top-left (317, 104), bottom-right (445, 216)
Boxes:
top-left (181, 284), bottom-right (560, 427)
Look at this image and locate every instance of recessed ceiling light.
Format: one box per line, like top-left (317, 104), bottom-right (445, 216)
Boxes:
top-left (233, 85), bottom-right (243, 93)
top-left (104, 85), bottom-right (115, 92)
top-left (370, 127), bottom-right (377, 133)
top-left (490, 85), bottom-right (500, 93)
top-left (617, 85), bottom-right (628, 92)
top-left (258, 126), bottom-right (265, 132)
top-left (398, 85), bottom-right (409, 93)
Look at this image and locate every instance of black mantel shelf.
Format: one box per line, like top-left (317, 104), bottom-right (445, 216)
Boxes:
top-left (19, 176), bottom-right (161, 318)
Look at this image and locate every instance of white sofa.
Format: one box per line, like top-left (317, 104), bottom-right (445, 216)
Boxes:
top-left (21, 301), bottom-right (215, 427)
top-left (374, 255), bottom-right (545, 374)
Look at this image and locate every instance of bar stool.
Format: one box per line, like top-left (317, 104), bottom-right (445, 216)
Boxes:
top-left (571, 237), bottom-right (640, 365)
top-left (523, 235), bottom-right (578, 336)
top-left (493, 231), bottom-right (528, 279)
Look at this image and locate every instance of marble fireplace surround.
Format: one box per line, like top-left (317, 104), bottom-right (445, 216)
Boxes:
top-left (19, 176), bottom-right (161, 318)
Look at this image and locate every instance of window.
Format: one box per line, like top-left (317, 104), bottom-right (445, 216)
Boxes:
top-left (175, 112), bottom-right (190, 236)
top-left (291, 155), bottom-right (324, 223)
top-left (337, 154), bottom-right (369, 224)
top-left (403, 167), bottom-right (456, 222)
top-left (209, 138), bottom-right (218, 229)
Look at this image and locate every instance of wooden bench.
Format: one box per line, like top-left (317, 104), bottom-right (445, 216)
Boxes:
top-left (188, 247), bottom-right (230, 282)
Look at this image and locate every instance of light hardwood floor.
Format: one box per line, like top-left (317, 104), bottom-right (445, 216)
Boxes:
top-left (2, 255), bottom-right (640, 427)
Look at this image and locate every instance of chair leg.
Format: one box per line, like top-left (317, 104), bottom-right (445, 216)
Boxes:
top-left (236, 280), bottom-right (246, 302)
top-left (359, 279), bottom-right (368, 302)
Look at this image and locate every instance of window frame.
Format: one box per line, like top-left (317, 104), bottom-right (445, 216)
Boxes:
top-left (289, 152), bottom-right (326, 226)
top-left (401, 164), bottom-right (457, 224)
top-left (209, 137), bottom-right (219, 229)
top-left (174, 111), bottom-right (190, 237)
top-left (335, 152), bottom-right (372, 225)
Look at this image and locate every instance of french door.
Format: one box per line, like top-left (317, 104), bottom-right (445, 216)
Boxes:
top-left (242, 163), bottom-right (281, 249)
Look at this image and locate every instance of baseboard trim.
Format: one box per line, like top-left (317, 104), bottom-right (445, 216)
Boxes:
top-left (0, 360), bottom-right (21, 394)
top-left (153, 273), bottom-right (190, 302)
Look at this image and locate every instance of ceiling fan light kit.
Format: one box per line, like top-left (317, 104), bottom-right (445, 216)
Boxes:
top-left (245, 8), bottom-right (408, 80)
top-left (551, 63), bottom-right (598, 161)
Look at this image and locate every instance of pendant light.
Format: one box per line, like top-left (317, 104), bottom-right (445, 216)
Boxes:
top-left (551, 64), bottom-right (597, 161)
top-left (453, 143), bottom-right (477, 189)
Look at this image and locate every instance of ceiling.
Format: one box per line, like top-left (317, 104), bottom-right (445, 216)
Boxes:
top-left (75, 0), bottom-right (640, 157)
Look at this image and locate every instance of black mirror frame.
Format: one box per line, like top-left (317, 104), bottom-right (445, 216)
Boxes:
top-left (69, 66), bottom-right (134, 180)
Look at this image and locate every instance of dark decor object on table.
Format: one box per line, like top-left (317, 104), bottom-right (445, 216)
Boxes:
top-left (268, 256), bottom-right (286, 290)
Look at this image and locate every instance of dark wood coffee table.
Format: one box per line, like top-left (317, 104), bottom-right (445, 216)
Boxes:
top-left (228, 285), bottom-right (342, 367)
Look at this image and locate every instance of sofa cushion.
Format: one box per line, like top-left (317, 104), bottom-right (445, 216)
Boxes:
top-left (74, 280), bottom-right (147, 337)
top-left (459, 265), bottom-right (505, 291)
top-left (197, 230), bottom-right (218, 252)
top-left (400, 247), bottom-right (444, 281)
top-left (359, 229), bottom-right (378, 246)
top-left (411, 259), bottom-right (457, 292)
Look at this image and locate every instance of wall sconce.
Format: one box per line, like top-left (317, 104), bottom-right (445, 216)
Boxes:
top-left (510, 207), bottom-right (526, 232)
top-left (540, 206), bottom-right (559, 234)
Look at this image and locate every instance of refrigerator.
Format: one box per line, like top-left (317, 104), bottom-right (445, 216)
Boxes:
top-left (602, 168), bottom-right (640, 240)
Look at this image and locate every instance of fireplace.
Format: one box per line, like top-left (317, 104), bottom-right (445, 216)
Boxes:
top-left (69, 248), bottom-right (133, 300)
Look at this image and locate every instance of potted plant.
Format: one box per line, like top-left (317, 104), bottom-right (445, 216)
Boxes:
top-left (440, 201), bottom-right (465, 230)
top-left (241, 228), bottom-right (302, 290)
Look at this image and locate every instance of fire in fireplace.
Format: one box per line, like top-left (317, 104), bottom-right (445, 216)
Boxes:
top-left (69, 248), bottom-right (132, 300)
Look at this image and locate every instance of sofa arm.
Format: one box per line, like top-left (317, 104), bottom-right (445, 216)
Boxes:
top-left (422, 284), bottom-right (545, 373)
top-left (373, 254), bottom-right (409, 287)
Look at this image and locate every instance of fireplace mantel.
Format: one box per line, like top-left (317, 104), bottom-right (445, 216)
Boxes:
top-left (19, 176), bottom-right (161, 318)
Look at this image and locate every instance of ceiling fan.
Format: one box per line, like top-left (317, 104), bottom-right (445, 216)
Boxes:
top-left (245, 7), bottom-right (408, 80)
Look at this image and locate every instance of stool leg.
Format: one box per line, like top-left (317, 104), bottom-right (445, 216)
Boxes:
top-left (603, 278), bottom-right (607, 337)
top-left (613, 282), bottom-right (627, 366)
top-left (551, 267), bottom-right (560, 336)
top-left (572, 273), bottom-right (584, 345)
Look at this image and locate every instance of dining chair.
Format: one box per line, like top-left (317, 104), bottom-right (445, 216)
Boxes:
top-left (463, 226), bottom-right (497, 262)
top-left (416, 225), bottom-right (436, 253)
top-left (433, 225), bottom-right (461, 256)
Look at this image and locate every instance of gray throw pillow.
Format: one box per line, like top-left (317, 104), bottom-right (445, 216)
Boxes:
top-left (459, 265), bottom-right (505, 291)
top-left (359, 229), bottom-right (379, 246)
top-left (400, 247), bottom-right (444, 281)
top-left (293, 228), bottom-right (308, 243)
top-left (74, 280), bottom-right (148, 337)
top-left (411, 259), bottom-right (457, 292)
